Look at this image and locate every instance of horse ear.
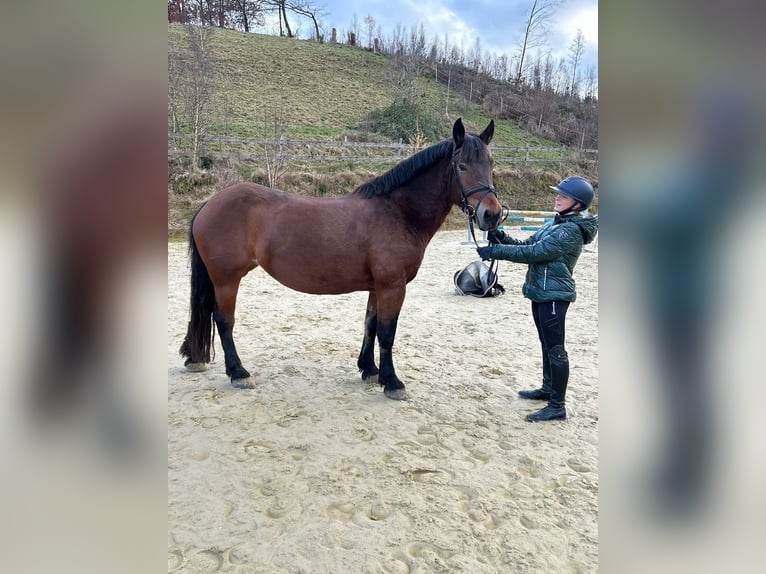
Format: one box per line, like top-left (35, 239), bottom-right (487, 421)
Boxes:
top-left (479, 120), bottom-right (495, 145)
top-left (452, 118), bottom-right (465, 148)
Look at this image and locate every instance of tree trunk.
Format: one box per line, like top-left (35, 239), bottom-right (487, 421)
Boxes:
top-left (280, 1), bottom-right (293, 37)
top-left (311, 14), bottom-right (320, 41)
top-left (241, 2), bottom-right (249, 32)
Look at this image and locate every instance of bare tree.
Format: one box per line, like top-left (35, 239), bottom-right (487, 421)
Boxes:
top-left (279, 0), bottom-right (293, 36)
top-left (390, 23), bottom-right (404, 55)
top-left (188, 0), bottom-right (211, 25)
top-left (387, 51), bottom-right (418, 104)
top-left (492, 53), bottom-right (509, 81)
top-left (530, 51), bottom-right (543, 90)
top-left (364, 15), bottom-right (375, 49)
top-left (568, 28), bottom-right (585, 98)
top-left (171, 25), bottom-right (215, 168)
top-left (542, 51), bottom-right (555, 91)
top-left (229, 0), bottom-right (266, 32)
top-left (168, 0), bottom-right (190, 23)
top-left (167, 46), bottom-right (181, 141)
top-left (514, 0), bottom-right (562, 85)
top-left (554, 55), bottom-right (568, 95)
top-left (409, 24), bottom-right (427, 62)
top-left (469, 37), bottom-right (482, 71)
top-left (263, 0), bottom-right (294, 36)
top-left (449, 44), bottom-right (463, 67)
top-left (261, 103), bottom-right (291, 188)
top-left (349, 13), bottom-right (360, 45)
top-left (428, 40), bottom-right (438, 63)
top-left (286, 0), bottom-right (325, 41)
top-left (441, 33), bottom-right (450, 64)
top-left (583, 63), bottom-right (597, 101)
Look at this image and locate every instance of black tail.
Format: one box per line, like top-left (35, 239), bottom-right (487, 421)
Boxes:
top-left (179, 204), bottom-right (215, 365)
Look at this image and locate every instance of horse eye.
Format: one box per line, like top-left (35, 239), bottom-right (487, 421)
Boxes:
top-left (458, 163), bottom-right (467, 171)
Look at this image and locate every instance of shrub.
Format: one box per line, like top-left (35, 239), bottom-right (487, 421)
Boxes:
top-left (362, 102), bottom-right (441, 143)
top-left (198, 155), bottom-right (215, 170)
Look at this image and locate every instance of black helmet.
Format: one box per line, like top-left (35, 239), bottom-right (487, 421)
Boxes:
top-left (549, 176), bottom-right (594, 209)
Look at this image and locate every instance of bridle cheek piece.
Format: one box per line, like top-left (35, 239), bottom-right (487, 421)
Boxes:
top-left (450, 151), bottom-right (496, 219)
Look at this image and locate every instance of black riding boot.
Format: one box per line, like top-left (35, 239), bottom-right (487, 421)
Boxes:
top-left (518, 348), bottom-right (552, 400)
top-left (526, 345), bottom-right (568, 422)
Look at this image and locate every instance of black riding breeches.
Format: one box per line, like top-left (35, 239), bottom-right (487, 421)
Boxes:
top-left (531, 300), bottom-right (570, 355)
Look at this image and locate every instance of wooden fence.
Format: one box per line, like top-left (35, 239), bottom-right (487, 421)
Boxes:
top-left (168, 133), bottom-right (598, 166)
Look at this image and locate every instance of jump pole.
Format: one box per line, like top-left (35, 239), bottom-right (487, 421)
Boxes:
top-left (503, 209), bottom-right (556, 218)
top-left (462, 210), bottom-right (556, 245)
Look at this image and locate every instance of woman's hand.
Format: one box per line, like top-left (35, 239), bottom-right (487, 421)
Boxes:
top-left (477, 245), bottom-right (493, 260)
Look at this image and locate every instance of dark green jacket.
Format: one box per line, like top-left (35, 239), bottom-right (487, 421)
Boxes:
top-left (490, 213), bottom-right (598, 302)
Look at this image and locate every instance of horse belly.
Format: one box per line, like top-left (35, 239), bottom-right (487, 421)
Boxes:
top-left (259, 250), bottom-right (373, 295)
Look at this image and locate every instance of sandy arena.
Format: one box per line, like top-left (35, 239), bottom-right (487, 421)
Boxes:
top-left (168, 228), bottom-right (598, 572)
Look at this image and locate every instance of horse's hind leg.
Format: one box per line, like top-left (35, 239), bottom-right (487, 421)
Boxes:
top-left (357, 291), bottom-right (379, 380)
top-left (213, 281), bottom-right (254, 389)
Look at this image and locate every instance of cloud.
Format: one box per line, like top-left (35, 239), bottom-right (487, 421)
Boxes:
top-left (565, 6), bottom-right (598, 46)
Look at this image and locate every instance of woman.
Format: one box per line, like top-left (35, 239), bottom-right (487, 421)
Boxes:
top-left (477, 176), bottom-right (598, 421)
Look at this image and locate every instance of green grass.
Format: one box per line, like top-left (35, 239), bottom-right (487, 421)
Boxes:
top-left (168, 24), bottom-right (562, 148)
top-left (296, 125), bottom-right (342, 137)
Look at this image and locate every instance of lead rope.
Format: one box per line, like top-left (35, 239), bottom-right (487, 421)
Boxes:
top-left (481, 206), bottom-right (511, 294)
top-left (464, 210), bottom-right (501, 295)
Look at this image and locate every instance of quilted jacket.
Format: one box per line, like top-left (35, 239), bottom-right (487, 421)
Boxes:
top-left (490, 213), bottom-right (598, 302)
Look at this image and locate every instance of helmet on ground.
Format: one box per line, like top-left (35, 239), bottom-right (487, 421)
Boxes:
top-left (549, 176), bottom-right (594, 209)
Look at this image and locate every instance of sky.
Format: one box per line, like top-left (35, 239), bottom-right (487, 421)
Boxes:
top-left (310, 0), bottom-right (598, 78)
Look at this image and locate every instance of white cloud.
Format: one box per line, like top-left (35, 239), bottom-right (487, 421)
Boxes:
top-left (399, 0), bottom-right (477, 50)
top-left (560, 7), bottom-right (598, 47)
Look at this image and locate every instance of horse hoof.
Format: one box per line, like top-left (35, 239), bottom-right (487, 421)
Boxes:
top-left (360, 367), bottom-right (380, 381)
top-left (384, 388), bottom-right (408, 401)
top-left (231, 377), bottom-right (255, 389)
top-left (185, 362), bottom-right (208, 373)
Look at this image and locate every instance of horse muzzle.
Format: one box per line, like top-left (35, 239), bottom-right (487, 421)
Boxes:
top-left (476, 204), bottom-right (503, 231)
top-left (463, 185), bottom-right (501, 231)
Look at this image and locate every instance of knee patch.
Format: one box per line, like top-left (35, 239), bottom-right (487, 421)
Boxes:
top-left (548, 345), bottom-right (569, 367)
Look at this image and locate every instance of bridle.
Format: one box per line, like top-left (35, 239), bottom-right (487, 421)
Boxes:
top-left (451, 146), bottom-right (497, 220)
top-left (451, 146), bottom-right (498, 248)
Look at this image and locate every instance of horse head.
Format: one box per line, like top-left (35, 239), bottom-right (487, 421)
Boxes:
top-left (450, 118), bottom-right (502, 231)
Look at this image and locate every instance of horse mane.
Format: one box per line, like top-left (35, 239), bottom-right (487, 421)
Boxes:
top-left (352, 139), bottom-right (455, 199)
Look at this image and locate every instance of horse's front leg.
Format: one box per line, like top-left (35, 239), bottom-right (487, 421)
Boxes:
top-left (357, 290), bottom-right (379, 380)
top-left (376, 286), bottom-right (407, 400)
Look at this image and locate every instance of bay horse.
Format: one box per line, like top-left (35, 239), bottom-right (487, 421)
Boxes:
top-left (180, 118), bottom-right (501, 399)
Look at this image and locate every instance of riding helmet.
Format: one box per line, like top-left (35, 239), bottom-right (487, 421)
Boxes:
top-left (549, 176), bottom-right (594, 209)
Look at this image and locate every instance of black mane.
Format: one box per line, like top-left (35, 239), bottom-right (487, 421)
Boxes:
top-left (352, 139), bottom-right (454, 199)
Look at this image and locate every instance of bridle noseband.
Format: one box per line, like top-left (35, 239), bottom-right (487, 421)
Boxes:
top-left (451, 147), bottom-right (496, 218)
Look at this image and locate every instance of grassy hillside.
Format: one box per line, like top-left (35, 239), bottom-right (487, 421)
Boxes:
top-left (168, 24), bottom-right (597, 237)
top-left (168, 24), bottom-right (565, 145)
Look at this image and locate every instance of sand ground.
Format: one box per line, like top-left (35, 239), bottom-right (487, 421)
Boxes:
top-left (168, 228), bottom-right (598, 573)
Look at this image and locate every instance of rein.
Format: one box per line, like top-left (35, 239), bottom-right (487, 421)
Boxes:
top-left (451, 146), bottom-right (502, 286)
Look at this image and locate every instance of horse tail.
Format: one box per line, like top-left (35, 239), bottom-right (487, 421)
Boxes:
top-left (179, 203), bottom-right (215, 365)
